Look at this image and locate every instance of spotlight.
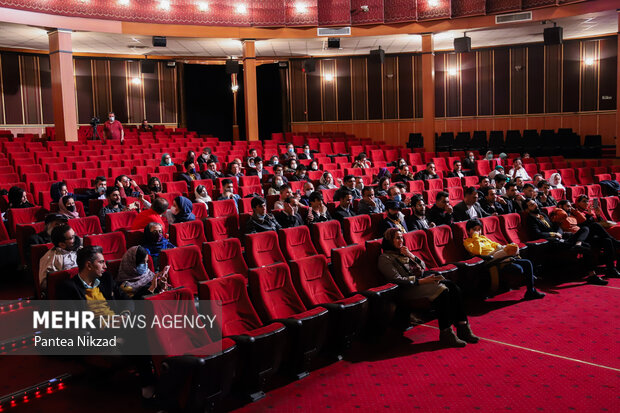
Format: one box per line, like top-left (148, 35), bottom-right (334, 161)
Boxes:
top-left (448, 67), bottom-right (457, 76)
top-left (197, 2), bottom-right (209, 11)
top-left (235, 4), bottom-right (247, 14)
top-left (117, 0), bottom-right (130, 5)
top-left (131, 77), bottom-right (141, 85)
top-left (324, 74), bottom-right (334, 82)
top-left (159, 1), bottom-right (170, 10)
top-left (231, 84), bottom-right (239, 92)
top-left (584, 57), bottom-right (594, 66)
top-left (428, 0), bottom-right (439, 7)
top-left (295, 3), bottom-right (307, 14)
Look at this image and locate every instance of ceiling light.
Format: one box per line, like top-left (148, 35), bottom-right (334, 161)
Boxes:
top-left (131, 77), bottom-right (141, 85)
top-left (584, 57), bottom-right (594, 66)
top-left (197, 2), bottom-right (209, 11)
top-left (117, 0), bottom-right (130, 5)
top-left (235, 4), bottom-right (247, 14)
top-left (324, 74), bottom-right (334, 82)
top-left (294, 3), bottom-right (307, 14)
top-left (158, 1), bottom-right (170, 10)
top-left (428, 0), bottom-right (439, 7)
top-left (231, 84), bottom-right (239, 92)
top-left (448, 67), bottom-right (457, 76)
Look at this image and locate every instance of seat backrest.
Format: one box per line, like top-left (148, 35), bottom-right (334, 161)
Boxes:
top-left (47, 267), bottom-right (79, 300)
top-left (208, 199), bottom-right (238, 218)
top-left (550, 188), bottom-right (565, 201)
top-left (424, 178), bottom-right (443, 191)
top-left (198, 274), bottom-right (262, 335)
top-left (248, 262), bottom-right (307, 323)
top-left (311, 220), bottom-right (346, 258)
top-left (84, 232), bottom-right (127, 260)
top-left (202, 238), bottom-right (248, 279)
top-left (427, 224), bottom-right (467, 265)
top-left (105, 210), bottom-right (138, 232)
top-left (402, 230), bottom-right (440, 268)
top-left (191, 202), bottom-right (208, 220)
top-left (169, 220), bottom-right (206, 247)
top-left (160, 245), bottom-right (208, 295)
top-left (289, 254), bottom-right (345, 308)
top-left (245, 231), bottom-right (285, 267)
top-left (6, 206), bottom-right (46, 237)
top-left (69, 216), bottom-right (102, 237)
top-left (585, 184), bottom-right (602, 199)
top-left (331, 243), bottom-right (381, 295)
top-left (279, 225), bottom-right (318, 261)
top-left (203, 215), bottom-right (239, 241)
top-left (444, 177), bottom-right (461, 188)
top-left (480, 215), bottom-right (509, 245)
top-left (499, 213), bottom-right (527, 244)
top-left (343, 214), bottom-right (373, 245)
top-left (600, 196), bottom-right (620, 221)
top-left (163, 181), bottom-right (188, 196)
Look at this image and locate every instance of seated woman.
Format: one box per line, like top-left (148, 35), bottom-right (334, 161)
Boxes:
top-left (378, 228), bottom-right (479, 347)
top-left (317, 172), bottom-right (338, 190)
top-left (463, 219), bottom-right (545, 300)
top-left (8, 186), bottom-right (34, 209)
top-left (194, 185), bottom-right (212, 207)
top-left (115, 175), bottom-right (142, 198)
top-left (308, 160), bottom-right (319, 172)
top-left (160, 153), bottom-right (174, 166)
top-left (141, 222), bottom-right (175, 271)
top-left (267, 176), bottom-right (286, 196)
top-left (58, 195), bottom-right (79, 219)
top-left (145, 177), bottom-right (162, 195)
top-left (549, 172), bottom-right (564, 190)
top-left (375, 176), bottom-right (391, 197)
top-left (352, 152), bottom-right (371, 169)
top-left (50, 181), bottom-right (71, 204)
top-left (166, 196), bottom-right (196, 224)
top-left (116, 246), bottom-right (170, 299)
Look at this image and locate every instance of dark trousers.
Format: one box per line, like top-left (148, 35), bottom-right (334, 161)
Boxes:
top-left (582, 221), bottom-right (618, 269)
top-left (502, 258), bottom-right (536, 291)
top-left (432, 279), bottom-right (467, 330)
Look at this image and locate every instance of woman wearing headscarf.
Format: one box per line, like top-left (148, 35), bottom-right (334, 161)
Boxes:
top-left (160, 153), bottom-right (174, 166)
top-left (145, 177), bottom-right (162, 195)
top-left (549, 173), bottom-right (565, 190)
top-left (378, 228), bottom-right (479, 347)
top-left (167, 196), bottom-right (196, 224)
top-left (116, 246), bottom-right (170, 299)
top-left (8, 186), bottom-right (34, 209)
top-left (267, 176), bottom-right (286, 196)
top-left (318, 172), bottom-right (338, 190)
top-left (58, 195), bottom-right (80, 219)
top-left (141, 222), bottom-right (175, 271)
top-left (308, 160), bottom-right (319, 171)
top-left (194, 185), bottom-right (212, 207)
top-left (50, 181), bottom-right (71, 204)
top-left (115, 175), bottom-right (142, 198)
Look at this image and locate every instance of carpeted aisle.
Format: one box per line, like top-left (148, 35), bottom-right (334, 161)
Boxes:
top-left (233, 280), bottom-right (620, 412)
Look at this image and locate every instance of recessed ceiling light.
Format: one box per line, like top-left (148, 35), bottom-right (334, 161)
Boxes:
top-left (159, 1), bottom-right (170, 10)
top-left (235, 4), bottom-right (247, 14)
top-left (294, 3), bottom-right (307, 14)
top-left (428, 0), bottom-right (439, 7)
top-left (117, 0), bottom-right (130, 6)
top-left (197, 2), bottom-right (209, 11)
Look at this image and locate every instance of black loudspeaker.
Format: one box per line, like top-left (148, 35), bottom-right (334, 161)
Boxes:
top-left (543, 26), bottom-right (563, 45)
top-left (225, 59), bottom-right (240, 74)
top-left (369, 47), bottom-right (385, 64)
top-left (141, 60), bottom-right (155, 74)
top-left (152, 36), bottom-right (167, 47)
top-left (454, 36), bottom-right (471, 53)
top-left (303, 59), bottom-right (316, 73)
top-left (327, 38), bottom-right (340, 49)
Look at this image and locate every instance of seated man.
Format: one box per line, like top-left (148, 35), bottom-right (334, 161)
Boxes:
top-left (273, 185), bottom-right (294, 210)
top-left (306, 191), bottom-right (332, 224)
top-left (179, 160), bottom-right (205, 190)
top-left (218, 179), bottom-right (241, 206)
top-left (477, 176), bottom-right (492, 199)
top-left (245, 196), bottom-right (282, 234)
top-left (463, 219), bottom-right (545, 300)
top-left (28, 213), bottom-right (68, 249)
top-left (203, 159), bottom-right (223, 180)
top-left (334, 175), bottom-right (362, 201)
top-left (524, 199), bottom-right (607, 285)
top-left (502, 182), bottom-right (524, 214)
top-left (453, 187), bottom-right (491, 222)
top-left (536, 180), bottom-right (557, 207)
top-left (493, 174), bottom-right (507, 196)
top-left (299, 144), bottom-right (313, 160)
top-left (387, 185), bottom-right (411, 207)
top-left (392, 164), bottom-right (414, 183)
top-left (275, 196), bottom-right (305, 229)
top-left (447, 160), bottom-right (465, 178)
top-left (130, 197), bottom-right (169, 231)
top-left (83, 176), bottom-right (107, 201)
top-left (267, 164), bottom-right (289, 184)
top-left (414, 162), bottom-right (438, 181)
top-left (246, 156), bottom-right (265, 179)
top-left (333, 189), bottom-right (356, 226)
top-left (99, 187), bottom-right (138, 231)
top-left (427, 191), bottom-right (453, 227)
top-left (521, 183), bottom-right (537, 209)
top-left (289, 164), bottom-right (310, 182)
top-left (479, 188), bottom-right (507, 215)
top-left (281, 142), bottom-right (297, 162)
top-left (245, 148), bottom-right (258, 168)
top-left (39, 223), bottom-right (82, 291)
top-left (406, 194), bottom-right (435, 231)
top-left (299, 182), bottom-right (315, 207)
top-left (226, 161), bottom-right (244, 183)
top-left (358, 186), bottom-right (386, 215)
top-left (197, 147), bottom-right (218, 166)
top-left (463, 152), bottom-right (476, 171)
top-left (378, 200), bottom-right (408, 236)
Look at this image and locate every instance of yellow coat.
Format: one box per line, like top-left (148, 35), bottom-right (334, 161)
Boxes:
top-left (463, 233), bottom-right (500, 256)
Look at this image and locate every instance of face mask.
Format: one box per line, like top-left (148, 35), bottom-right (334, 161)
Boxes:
top-left (136, 263), bottom-right (148, 275)
top-left (97, 186), bottom-right (106, 194)
top-left (304, 149), bottom-right (310, 154)
top-left (150, 186), bottom-right (161, 192)
top-left (109, 116), bottom-right (115, 122)
top-left (66, 205), bottom-right (76, 212)
top-left (189, 168), bottom-right (196, 174)
top-left (272, 159), bottom-right (278, 165)
top-left (305, 190), bottom-right (312, 197)
top-left (288, 148), bottom-right (294, 153)
top-left (290, 164), bottom-right (297, 170)
top-left (257, 214), bottom-right (266, 220)
top-left (151, 233), bottom-right (163, 243)
top-left (393, 194), bottom-right (402, 202)
top-left (275, 180), bottom-right (283, 187)
top-left (202, 153), bottom-right (208, 159)
top-left (66, 237), bottom-right (80, 251)
top-left (171, 206), bottom-right (179, 215)
top-left (275, 171), bottom-right (283, 176)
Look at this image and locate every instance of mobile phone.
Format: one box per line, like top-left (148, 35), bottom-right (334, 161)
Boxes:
top-left (592, 198), bottom-right (599, 209)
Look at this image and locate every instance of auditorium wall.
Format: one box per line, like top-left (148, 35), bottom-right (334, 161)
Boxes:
top-left (0, 51), bottom-right (178, 131)
top-left (289, 36), bottom-right (618, 147)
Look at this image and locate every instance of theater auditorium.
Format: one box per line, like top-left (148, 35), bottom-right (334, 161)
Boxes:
top-left (0, 0), bottom-right (618, 412)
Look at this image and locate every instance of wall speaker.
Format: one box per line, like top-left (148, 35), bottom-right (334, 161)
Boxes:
top-left (327, 38), bottom-right (340, 49)
top-left (225, 59), bottom-right (240, 75)
top-left (543, 26), bottom-right (563, 45)
top-left (141, 60), bottom-right (156, 74)
top-left (454, 36), bottom-right (471, 53)
top-left (303, 59), bottom-right (316, 73)
top-left (152, 36), bottom-right (167, 47)
top-left (369, 47), bottom-right (385, 64)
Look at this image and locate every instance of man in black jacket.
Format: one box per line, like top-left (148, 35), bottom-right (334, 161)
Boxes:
top-left (28, 213), bottom-right (68, 247)
top-left (502, 182), bottom-right (524, 214)
top-left (447, 160), bottom-right (466, 178)
top-left (289, 164), bottom-right (310, 182)
top-left (334, 175), bottom-right (361, 201)
top-left (536, 180), bottom-right (557, 207)
top-left (414, 162), bottom-right (438, 181)
top-left (203, 159), bottom-right (223, 181)
top-left (392, 164), bottom-right (414, 183)
top-left (406, 194), bottom-right (435, 231)
top-left (275, 197), bottom-right (305, 229)
top-left (453, 186), bottom-right (491, 222)
top-left (245, 157), bottom-right (265, 180)
top-left (245, 196), bottom-right (282, 234)
top-left (378, 200), bottom-right (408, 236)
top-left (179, 160), bottom-right (205, 191)
top-left (427, 191), bottom-right (454, 227)
top-left (479, 188), bottom-right (507, 215)
top-left (333, 190), bottom-right (356, 226)
top-left (299, 144), bottom-right (313, 160)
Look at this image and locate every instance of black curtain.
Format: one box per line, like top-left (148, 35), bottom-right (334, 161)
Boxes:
top-left (257, 64), bottom-right (284, 140)
top-left (183, 64), bottom-right (245, 141)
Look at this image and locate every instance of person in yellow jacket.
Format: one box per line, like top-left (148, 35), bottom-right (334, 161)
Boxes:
top-left (463, 219), bottom-right (545, 300)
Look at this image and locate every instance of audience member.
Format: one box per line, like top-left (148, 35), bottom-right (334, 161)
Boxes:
top-left (447, 160), bottom-right (465, 178)
top-left (387, 185), bottom-right (411, 207)
top-left (358, 187), bottom-right (385, 215)
top-left (352, 152), bottom-right (371, 169)
top-left (414, 162), bottom-right (438, 181)
top-left (197, 147), bottom-right (218, 165)
top-left (185, 150), bottom-right (197, 164)
top-left (307, 191), bottom-right (332, 224)
top-left (179, 160), bottom-right (204, 190)
top-left (59, 195), bottom-right (79, 219)
top-left (141, 222), bottom-right (174, 271)
top-left (246, 157), bottom-right (265, 179)
top-left (275, 196), bottom-right (305, 229)
top-left (50, 181), bottom-right (70, 204)
top-left (99, 187), bottom-right (138, 231)
top-left (103, 111), bottom-right (124, 143)
top-left (532, 174), bottom-right (543, 187)
top-left (204, 159), bottom-right (223, 180)
top-left (268, 164), bottom-right (289, 184)
top-left (226, 161), bottom-right (244, 183)
top-left (290, 164), bottom-right (309, 182)
top-left (521, 183), bottom-right (537, 206)
top-left (407, 194), bottom-right (435, 231)
top-left (493, 174), bottom-right (507, 196)
top-left (194, 185), bottom-right (212, 207)
top-left (160, 153), bottom-right (174, 166)
top-left (333, 190), bottom-right (356, 226)
top-left (463, 219), bottom-right (545, 300)
top-left (392, 158), bottom-right (408, 174)
top-left (536, 180), bottom-right (557, 207)
top-left (130, 197), bottom-right (168, 231)
top-left (27, 213), bottom-right (68, 259)
top-left (453, 187), bottom-right (490, 222)
top-left (218, 179), bottom-right (241, 207)
top-left (8, 186), bottom-right (34, 209)
top-left (379, 200), bottom-right (408, 235)
top-left (488, 165), bottom-right (504, 180)
top-left (502, 182), bottom-right (524, 214)
top-left (376, 177), bottom-right (391, 197)
top-left (393, 164), bottom-right (414, 183)
top-left (515, 176), bottom-right (524, 192)
top-left (39, 223), bottom-right (82, 290)
top-left (318, 172), bottom-right (338, 190)
top-left (299, 144), bottom-right (313, 160)
top-left (246, 197), bottom-right (282, 234)
top-left (573, 195), bottom-right (620, 242)
top-left (273, 185), bottom-right (294, 210)
top-left (246, 148), bottom-right (258, 167)
top-left (267, 155), bottom-right (280, 166)
top-left (83, 176), bottom-right (107, 201)
top-left (308, 160), bottom-right (319, 171)
top-left (299, 182), bottom-right (315, 206)
top-left (281, 143), bottom-right (297, 162)
top-left (167, 196), bottom-right (195, 224)
top-left (116, 246), bottom-right (169, 298)
top-left (283, 159), bottom-right (298, 175)
top-left (549, 173), bottom-right (564, 189)
top-left (462, 152), bottom-right (476, 171)
top-left (479, 188), bottom-right (507, 215)
top-left (267, 176), bottom-right (286, 196)
top-left (138, 119), bottom-right (152, 132)
top-left (427, 191), bottom-right (453, 226)
top-left (509, 158), bottom-right (531, 181)
top-left (115, 175), bottom-right (142, 198)
top-left (378, 228), bottom-right (478, 347)
top-left (145, 177), bottom-right (162, 195)
top-left (477, 176), bottom-right (492, 198)
top-left (335, 175), bottom-right (362, 201)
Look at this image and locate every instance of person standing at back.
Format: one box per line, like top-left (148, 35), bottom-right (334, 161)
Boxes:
top-left (103, 111), bottom-right (124, 143)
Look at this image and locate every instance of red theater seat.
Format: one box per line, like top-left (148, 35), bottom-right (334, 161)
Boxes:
top-left (311, 220), bottom-right (347, 259)
top-left (5, 206), bottom-right (47, 237)
top-left (105, 210), bottom-right (138, 232)
top-left (558, 169), bottom-right (578, 186)
top-left (46, 267), bottom-right (79, 300)
top-left (600, 197), bottom-right (620, 221)
top-left (278, 225), bottom-right (318, 261)
top-left (69, 216), bottom-right (102, 237)
top-left (245, 231), bottom-right (285, 267)
top-left (164, 181), bottom-right (189, 196)
top-left (160, 245), bottom-right (208, 295)
top-left (402, 230), bottom-right (458, 276)
top-left (169, 220), bottom-right (206, 247)
top-left (343, 214), bottom-right (374, 245)
top-left (426, 225), bottom-right (485, 269)
top-left (202, 238), bottom-right (248, 279)
top-left (84, 232), bottom-right (127, 260)
top-left (208, 199), bottom-right (238, 218)
top-left (248, 263), bottom-right (328, 379)
top-left (203, 215), bottom-right (239, 241)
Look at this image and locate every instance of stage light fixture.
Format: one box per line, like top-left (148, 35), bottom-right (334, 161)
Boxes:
top-left (235, 4), bottom-right (247, 14)
top-left (295, 3), bottom-right (307, 13)
top-left (197, 2), bottom-right (209, 11)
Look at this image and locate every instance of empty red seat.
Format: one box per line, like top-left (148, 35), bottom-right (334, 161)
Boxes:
top-left (594, 174), bottom-right (612, 183)
top-left (5, 206), bottom-right (47, 237)
top-left (403, 230), bottom-right (458, 275)
top-left (576, 168), bottom-right (594, 185)
top-left (600, 197), bottom-right (620, 221)
top-left (84, 232), bottom-right (126, 260)
top-left (476, 160), bottom-right (492, 176)
top-left (550, 188), bottom-right (565, 201)
top-left (191, 202), bottom-right (208, 220)
top-left (199, 275), bottom-right (286, 400)
top-left (105, 210), bottom-right (138, 232)
top-left (209, 199), bottom-right (238, 218)
top-left (245, 231), bottom-right (285, 267)
top-left (278, 225), bottom-right (318, 261)
top-left (461, 176), bottom-right (479, 187)
top-left (343, 214), bottom-right (374, 245)
top-left (585, 184), bottom-right (602, 199)
top-left (311, 220), bottom-right (347, 259)
top-left (406, 180), bottom-right (425, 194)
top-left (202, 238), bottom-right (248, 278)
top-left (160, 244), bottom-right (208, 295)
top-left (558, 168), bottom-right (578, 186)
top-left (164, 181), bottom-right (188, 196)
top-left (240, 176), bottom-right (260, 187)
top-left (566, 186), bottom-right (586, 203)
top-left (424, 178), bottom-right (443, 191)
top-left (69, 216), bottom-right (102, 237)
top-left (203, 215), bottom-right (239, 241)
top-left (248, 262), bottom-right (328, 378)
top-left (169, 220), bottom-right (206, 247)
top-left (46, 267), bottom-right (79, 300)
top-left (444, 177), bottom-right (461, 188)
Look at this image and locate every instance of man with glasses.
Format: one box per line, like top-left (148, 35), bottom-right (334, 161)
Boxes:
top-left (38, 223), bottom-right (82, 291)
top-left (414, 162), bottom-right (439, 181)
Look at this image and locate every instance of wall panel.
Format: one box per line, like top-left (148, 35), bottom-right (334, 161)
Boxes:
top-left (413, 54), bottom-right (423, 118)
top-left (383, 56), bottom-right (398, 119)
top-left (562, 40), bottom-right (580, 112)
top-left (367, 55), bottom-right (383, 120)
top-left (92, 59), bottom-right (111, 120)
top-left (545, 44), bottom-right (562, 113)
top-left (398, 54), bottom-right (414, 119)
top-left (306, 70), bottom-right (322, 121)
top-left (510, 47), bottom-right (527, 115)
top-left (20, 55), bottom-right (42, 125)
top-left (477, 49), bottom-right (493, 116)
top-left (74, 58), bottom-right (94, 124)
top-left (351, 57), bottom-right (367, 120)
top-left (580, 40), bottom-right (598, 112)
top-left (1, 53), bottom-right (23, 124)
top-left (289, 59), bottom-right (306, 122)
top-left (460, 52), bottom-right (476, 117)
top-left (336, 58), bottom-right (352, 121)
top-left (434, 53), bottom-right (445, 118)
top-left (321, 60), bottom-right (337, 121)
top-left (445, 53), bottom-right (460, 117)
top-left (38, 55), bottom-right (54, 124)
top-left (599, 37), bottom-right (617, 111)
top-left (527, 44), bottom-right (544, 114)
top-left (109, 60), bottom-right (128, 124)
top-left (494, 48), bottom-right (510, 116)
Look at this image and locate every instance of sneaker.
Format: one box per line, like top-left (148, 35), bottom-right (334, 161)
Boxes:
top-left (523, 289), bottom-right (546, 300)
top-left (456, 323), bottom-right (480, 344)
top-left (439, 328), bottom-right (467, 347)
top-left (587, 275), bottom-right (609, 285)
